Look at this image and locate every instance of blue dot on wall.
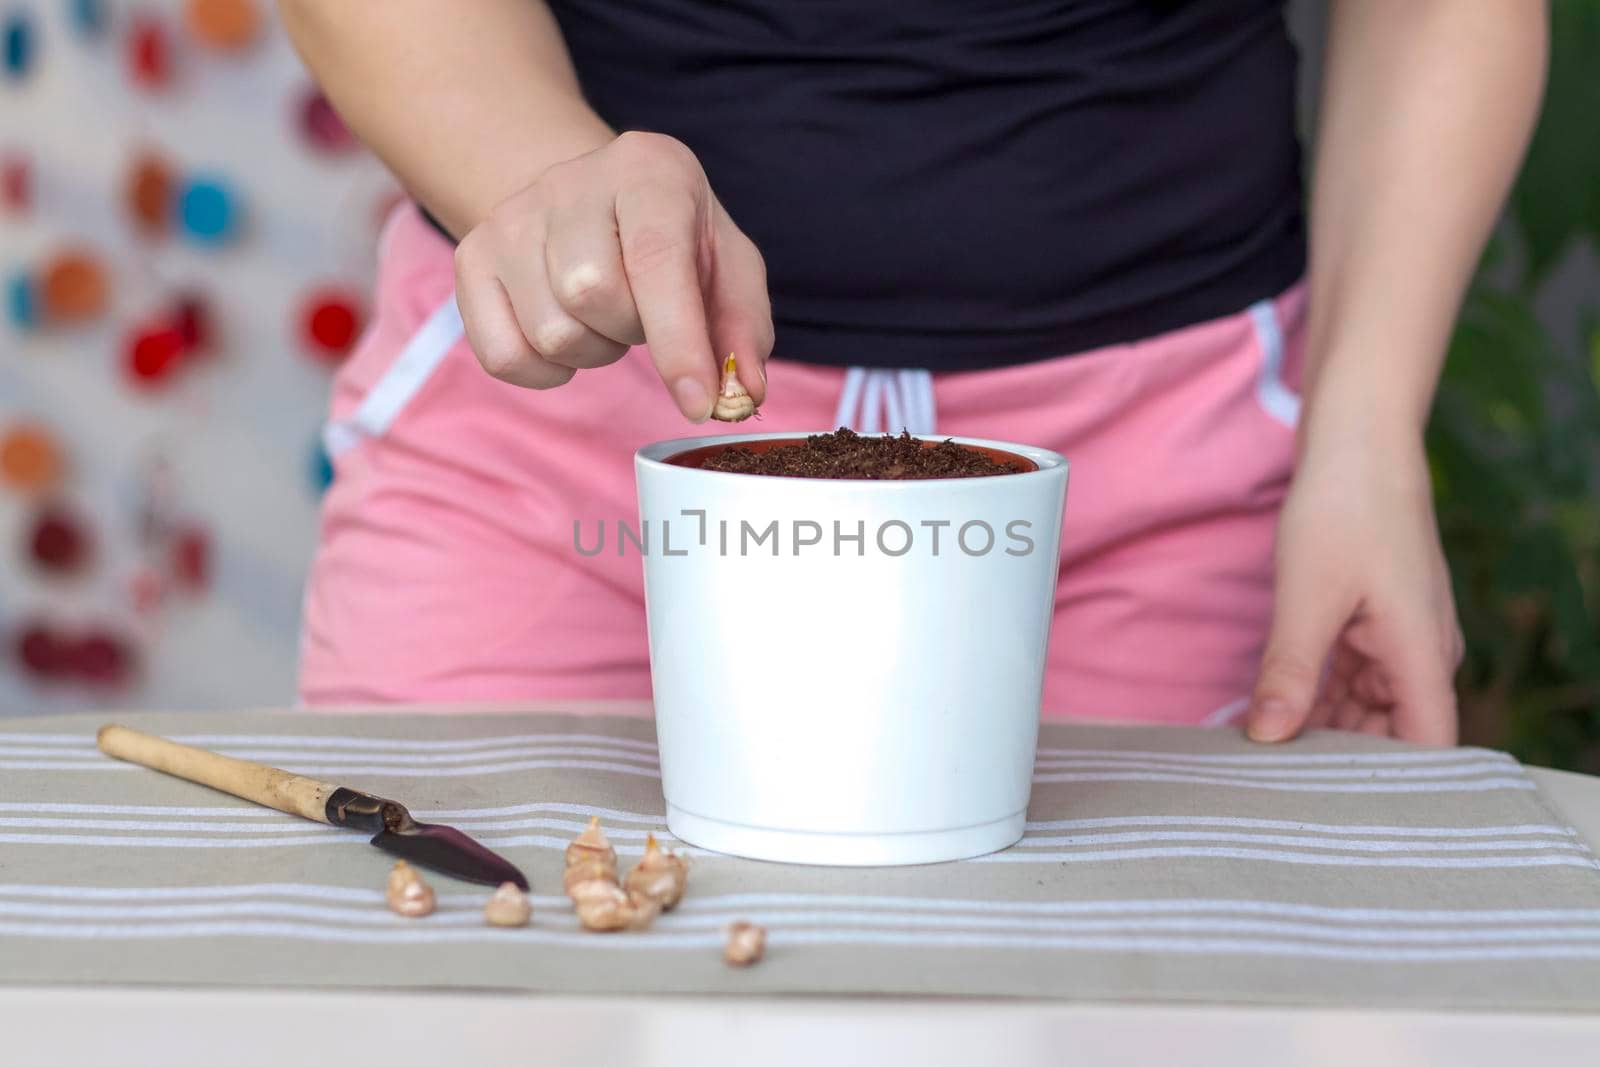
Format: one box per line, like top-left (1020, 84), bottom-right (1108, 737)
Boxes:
top-left (6, 271), bottom-right (37, 330)
top-left (178, 177), bottom-right (241, 247)
top-left (309, 437), bottom-right (334, 495)
top-left (69, 0), bottom-right (107, 37)
top-left (3, 11), bottom-right (34, 81)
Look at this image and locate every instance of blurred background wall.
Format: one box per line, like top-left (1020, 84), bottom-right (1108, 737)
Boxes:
top-left (2, 1), bottom-right (1596, 766)
top-left (1, 0), bottom-right (395, 713)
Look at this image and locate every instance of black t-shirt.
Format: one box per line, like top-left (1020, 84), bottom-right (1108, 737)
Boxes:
top-left (463, 1), bottom-right (1307, 370)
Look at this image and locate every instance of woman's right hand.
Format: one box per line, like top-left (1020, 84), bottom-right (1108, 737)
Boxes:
top-left (453, 131), bottom-right (773, 421)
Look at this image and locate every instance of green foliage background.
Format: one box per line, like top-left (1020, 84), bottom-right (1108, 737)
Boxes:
top-left (1434, 0), bottom-right (1600, 768)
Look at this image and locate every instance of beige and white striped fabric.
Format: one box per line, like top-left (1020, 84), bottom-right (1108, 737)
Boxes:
top-left (2, 711), bottom-right (1598, 1010)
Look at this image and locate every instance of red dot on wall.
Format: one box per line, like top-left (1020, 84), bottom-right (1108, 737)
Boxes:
top-left (171, 293), bottom-right (213, 353)
top-left (300, 290), bottom-right (363, 361)
top-left (70, 630), bottom-right (136, 687)
top-left (124, 326), bottom-right (187, 388)
top-left (2, 153), bottom-right (29, 213)
top-left (128, 18), bottom-right (173, 90)
top-left (298, 87), bottom-right (357, 154)
top-left (14, 620), bottom-right (64, 678)
top-left (171, 524), bottom-right (211, 592)
top-left (28, 505), bottom-right (92, 575)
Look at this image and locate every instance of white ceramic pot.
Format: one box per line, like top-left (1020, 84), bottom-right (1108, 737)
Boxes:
top-left (635, 432), bottom-right (1069, 866)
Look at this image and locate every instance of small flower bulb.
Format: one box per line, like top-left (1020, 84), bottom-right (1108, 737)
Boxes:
top-left (723, 921), bottom-right (766, 966)
top-left (565, 816), bottom-right (617, 872)
top-left (624, 833), bottom-right (689, 910)
top-left (385, 861), bottom-right (435, 918)
top-left (484, 882), bottom-right (532, 927)
top-left (574, 883), bottom-right (660, 932)
top-left (710, 353), bottom-right (757, 422)
top-left (565, 859), bottom-right (622, 903)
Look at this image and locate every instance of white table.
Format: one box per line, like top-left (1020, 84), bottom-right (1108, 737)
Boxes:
top-left (3, 762), bottom-right (1595, 1067)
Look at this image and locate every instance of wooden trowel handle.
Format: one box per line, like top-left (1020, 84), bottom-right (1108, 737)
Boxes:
top-left (97, 724), bottom-right (337, 824)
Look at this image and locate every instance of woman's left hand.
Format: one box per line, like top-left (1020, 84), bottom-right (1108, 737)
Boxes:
top-left (1245, 432), bottom-right (1462, 745)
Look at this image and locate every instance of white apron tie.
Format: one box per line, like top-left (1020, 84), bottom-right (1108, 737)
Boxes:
top-left (832, 367), bottom-right (937, 434)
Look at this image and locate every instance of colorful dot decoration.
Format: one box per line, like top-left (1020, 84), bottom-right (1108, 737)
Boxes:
top-left (13, 620), bottom-right (138, 688)
top-left (123, 325), bottom-right (187, 388)
top-left (2, 152), bottom-right (29, 213)
top-left (0, 423), bottom-right (63, 492)
top-left (28, 505), bottom-right (93, 575)
top-left (5, 271), bottom-right (37, 330)
top-left (7, 0), bottom-right (383, 697)
top-left (1, 411), bottom-right (157, 689)
top-left (186, 0), bottom-right (260, 53)
top-left (309, 437), bottom-right (334, 494)
top-left (299, 287), bottom-right (364, 360)
top-left (3, 10), bottom-right (34, 82)
top-left (73, 630), bottom-right (136, 686)
top-left (6, 248), bottom-right (112, 330)
top-left (116, 295), bottom-right (218, 391)
top-left (69, 0), bottom-right (108, 39)
top-left (128, 16), bottom-right (173, 90)
top-left (125, 151), bottom-right (175, 233)
top-left (14, 620), bottom-right (60, 676)
top-left (39, 249), bottom-right (109, 322)
top-left (178, 175), bottom-right (241, 246)
top-left (170, 524), bottom-right (211, 591)
top-left (125, 155), bottom-right (247, 247)
top-left (298, 87), bottom-right (358, 154)
top-left (172, 293), bottom-right (213, 352)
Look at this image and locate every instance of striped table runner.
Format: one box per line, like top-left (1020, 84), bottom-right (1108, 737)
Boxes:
top-left (2, 711), bottom-right (1599, 1010)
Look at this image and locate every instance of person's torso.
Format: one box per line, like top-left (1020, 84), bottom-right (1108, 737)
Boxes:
top-left (546, 0), bottom-right (1307, 369)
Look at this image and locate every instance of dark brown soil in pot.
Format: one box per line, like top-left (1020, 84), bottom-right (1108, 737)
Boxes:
top-left (669, 428), bottom-right (1032, 480)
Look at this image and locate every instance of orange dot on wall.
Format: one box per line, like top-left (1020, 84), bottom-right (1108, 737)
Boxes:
top-left (0, 423), bottom-right (62, 492)
top-left (300, 289), bottom-right (364, 361)
top-left (185, 0), bottom-right (259, 52)
top-left (39, 249), bottom-right (108, 322)
top-left (126, 152), bottom-right (173, 232)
